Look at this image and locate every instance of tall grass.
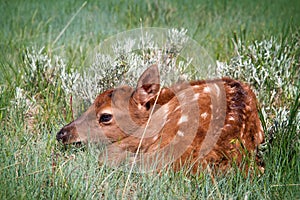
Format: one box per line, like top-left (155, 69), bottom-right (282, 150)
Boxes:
top-left (0, 0), bottom-right (299, 199)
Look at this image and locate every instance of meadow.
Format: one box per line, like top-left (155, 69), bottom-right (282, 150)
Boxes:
top-left (0, 0), bottom-right (299, 199)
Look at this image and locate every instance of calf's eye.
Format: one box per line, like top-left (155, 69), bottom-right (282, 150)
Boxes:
top-left (99, 113), bottom-right (113, 124)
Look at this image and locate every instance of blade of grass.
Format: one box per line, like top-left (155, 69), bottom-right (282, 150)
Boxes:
top-left (52, 1), bottom-right (87, 47)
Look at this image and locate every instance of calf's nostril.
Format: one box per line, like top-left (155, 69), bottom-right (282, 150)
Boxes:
top-left (56, 129), bottom-right (67, 140)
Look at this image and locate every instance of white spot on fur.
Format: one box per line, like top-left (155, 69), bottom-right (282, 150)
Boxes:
top-left (203, 86), bottom-right (211, 93)
top-left (193, 85), bottom-right (200, 89)
top-left (225, 124), bottom-right (231, 128)
top-left (174, 106), bottom-right (181, 112)
top-left (193, 93), bottom-right (200, 101)
top-left (258, 131), bottom-right (263, 142)
top-left (240, 123), bottom-right (246, 138)
top-left (258, 125), bottom-right (264, 142)
top-left (201, 112), bottom-right (208, 119)
top-left (178, 115), bottom-right (188, 124)
top-left (245, 105), bottom-right (251, 111)
top-left (242, 139), bottom-right (246, 144)
top-left (228, 116), bottom-right (235, 121)
top-left (152, 134), bottom-right (159, 142)
top-left (177, 130), bottom-right (185, 137)
top-left (138, 104), bottom-right (143, 110)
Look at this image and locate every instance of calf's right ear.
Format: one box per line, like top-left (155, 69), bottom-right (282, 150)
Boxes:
top-left (133, 65), bottom-right (160, 106)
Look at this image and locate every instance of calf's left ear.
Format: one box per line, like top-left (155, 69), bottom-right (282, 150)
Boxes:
top-left (133, 64), bottom-right (160, 106)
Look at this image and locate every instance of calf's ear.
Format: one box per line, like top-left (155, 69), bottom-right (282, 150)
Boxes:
top-left (133, 64), bottom-right (160, 106)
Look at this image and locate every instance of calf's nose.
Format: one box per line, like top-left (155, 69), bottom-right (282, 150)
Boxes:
top-left (56, 128), bottom-right (68, 141)
top-left (56, 122), bottom-right (77, 144)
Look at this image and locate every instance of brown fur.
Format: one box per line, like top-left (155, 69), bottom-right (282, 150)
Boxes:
top-left (57, 65), bottom-right (264, 173)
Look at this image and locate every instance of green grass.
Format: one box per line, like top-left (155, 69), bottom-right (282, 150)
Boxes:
top-left (0, 0), bottom-right (299, 199)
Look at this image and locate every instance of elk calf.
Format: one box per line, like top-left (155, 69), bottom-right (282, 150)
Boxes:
top-left (57, 65), bottom-right (264, 173)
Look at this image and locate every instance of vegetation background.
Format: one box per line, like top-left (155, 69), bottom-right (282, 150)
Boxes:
top-left (0, 0), bottom-right (299, 199)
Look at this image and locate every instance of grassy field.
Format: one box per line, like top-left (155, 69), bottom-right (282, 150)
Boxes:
top-left (0, 0), bottom-right (299, 199)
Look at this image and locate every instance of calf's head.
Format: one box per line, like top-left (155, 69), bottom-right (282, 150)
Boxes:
top-left (56, 65), bottom-right (162, 145)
